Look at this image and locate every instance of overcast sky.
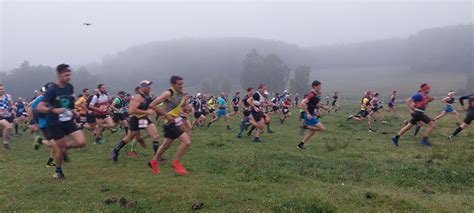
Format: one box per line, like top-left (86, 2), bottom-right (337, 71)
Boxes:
top-left (1, 0), bottom-right (472, 70)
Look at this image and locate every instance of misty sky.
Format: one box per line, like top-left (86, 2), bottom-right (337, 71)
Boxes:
top-left (1, 0), bottom-right (472, 71)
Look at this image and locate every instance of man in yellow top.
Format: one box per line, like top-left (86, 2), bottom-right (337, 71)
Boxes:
top-left (148, 75), bottom-right (191, 175)
top-left (74, 88), bottom-right (89, 126)
top-left (347, 90), bottom-right (375, 132)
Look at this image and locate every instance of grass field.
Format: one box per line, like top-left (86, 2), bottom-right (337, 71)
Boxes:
top-left (1, 103), bottom-right (473, 212)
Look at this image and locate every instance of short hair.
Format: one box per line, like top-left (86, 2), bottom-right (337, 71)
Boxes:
top-left (83, 88), bottom-right (89, 93)
top-left (56, 64), bottom-right (71, 74)
top-left (97, 84), bottom-right (105, 89)
top-left (258, 84), bottom-right (265, 89)
top-left (0, 84), bottom-right (3, 87)
top-left (312, 80), bottom-right (321, 87)
top-left (170, 75), bottom-right (183, 84)
top-left (247, 87), bottom-right (254, 92)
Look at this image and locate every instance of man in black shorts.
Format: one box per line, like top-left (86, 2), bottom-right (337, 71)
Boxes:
top-left (0, 84), bottom-right (14, 149)
top-left (148, 76), bottom-right (191, 175)
top-left (36, 64), bottom-right (86, 179)
top-left (392, 83), bottom-right (435, 147)
top-left (192, 93), bottom-right (207, 128)
top-left (229, 92), bottom-right (242, 120)
top-left (448, 93), bottom-right (474, 142)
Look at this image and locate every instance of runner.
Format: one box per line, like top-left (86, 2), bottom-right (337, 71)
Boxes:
top-left (328, 92), bottom-right (339, 113)
top-left (111, 80), bottom-right (161, 162)
top-left (297, 80), bottom-right (328, 149)
top-left (236, 87), bottom-right (256, 138)
top-left (271, 93), bottom-right (281, 115)
top-left (448, 93), bottom-right (474, 142)
top-left (229, 92), bottom-right (242, 120)
top-left (36, 64), bottom-right (86, 179)
top-left (89, 84), bottom-right (115, 144)
top-left (247, 84), bottom-right (273, 142)
top-left (207, 93), bottom-right (232, 131)
top-left (192, 93), bottom-right (207, 128)
top-left (75, 88), bottom-right (90, 128)
top-left (279, 97), bottom-right (292, 124)
top-left (207, 95), bottom-right (217, 119)
top-left (13, 97), bottom-right (28, 135)
top-left (391, 83), bottom-right (435, 147)
top-left (111, 91), bottom-right (129, 134)
top-left (29, 82), bottom-right (58, 167)
top-left (386, 90), bottom-right (397, 115)
top-left (370, 93), bottom-right (383, 122)
top-left (347, 91), bottom-right (376, 132)
top-left (433, 91), bottom-right (463, 125)
top-left (0, 84), bottom-right (14, 149)
top-left (148, 76), bottom-right (191, 175)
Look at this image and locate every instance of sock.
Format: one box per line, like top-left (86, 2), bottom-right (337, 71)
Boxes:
top-left (55, 166), bottom-right (63, 173)
top-left (298, 141), bottom-right (305, 147)
top-left (14, 124), bottom-right (18, 134)
top-left (248, 126), bottom-right (256, 134)
top-left (266, 123), bottom-right (271, 131)
top-left (207, 122), bottom-right (212, 128)
top-left (114, 140), bottom-right (126, 152)
top-left (47, 157), bottom-right (54, 165)
top-left (153, 141), bottom-right (159, 153)
top-left (422, 137), bottom-right (428, 141)
top-left (414, 126), bottom-right (421, 136)
top-left (238, 121), bottom-right (245, 134)
top-left (131, 140), bottom-right (138, 152)
top-left (124, 127), bottom-right (129, 135)
top-left (452, 127), bottom-right (463, 136)
top-left (394, 135), bottom-right (400, 140)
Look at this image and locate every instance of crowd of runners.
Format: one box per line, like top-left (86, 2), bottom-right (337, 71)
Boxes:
top-left (0, 64), bottom-right (473, 179)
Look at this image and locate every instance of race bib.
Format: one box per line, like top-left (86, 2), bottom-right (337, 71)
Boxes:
top-left (59, 110), bottom-right (73, 122)
top-left (174, 117), bottom-right (183, 126)
top-left (99, 105), bottom-right (108, 112)
top-left (138, 119), bottom-right (148, 128)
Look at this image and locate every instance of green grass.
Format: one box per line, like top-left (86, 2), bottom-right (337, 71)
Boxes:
top-left (1, 103), bottom-right (473, 212)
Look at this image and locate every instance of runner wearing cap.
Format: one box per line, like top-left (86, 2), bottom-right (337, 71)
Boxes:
top-left (391, 83), bottom-right (435, 147)
top-left (192, 93), bottom-right (207, 128)
top-left (0, 84), bottom-right (14, 149)
top-left (111, 80), bottom-right (161, 163)
top-left (297, 80), bottom-right (328, 150)
top-left (148, 76), bottom-right (191, 175)
top-left (433, 91), bottom-right (462, 125)
top-left (448, 93), bottom-right (474, 142)
top-left (36, 64), bottom-right (86, 179)
top-left (207, 92), bottom-right (232, 131)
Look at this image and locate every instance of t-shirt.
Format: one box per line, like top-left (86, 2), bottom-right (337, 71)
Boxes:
top-left (31, 95), bottom-right (47, 129)
top-left (305, 91), bottom-right (321, 115)
top-left (89, 93), bottom-right (109, 115)
top-left (75, 96), bottom-right (87, 115)
top-left (218, 97), bottom-right (226, 110)
top-left (42, 83), bottom-right (75, 125)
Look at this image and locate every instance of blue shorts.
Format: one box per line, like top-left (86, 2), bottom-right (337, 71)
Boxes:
top-left (217, 109), bottom-right (228, 118)
top-left (303, 112), bottom-right (319, 126)
top-left (444, 105), bottom-right (454, 113)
